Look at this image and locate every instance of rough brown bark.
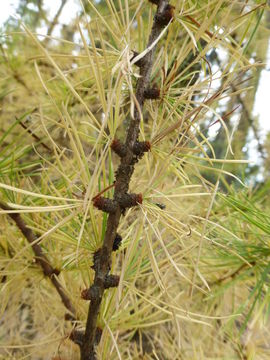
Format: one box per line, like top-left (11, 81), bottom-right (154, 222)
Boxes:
top-left (81, 1), bottom-right (173, 359)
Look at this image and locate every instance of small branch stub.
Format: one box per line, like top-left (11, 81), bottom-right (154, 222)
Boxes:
top-left (93, 197), bottom-right (117, 213)
top-left (118, 193), bottom-right (143, 209)
top-left (155, 4), bottom-right (174, 27)
top-left (133, 141), bottom-right (151, 156)
top-left (104, 274), bottom-right (120, 289)
top-left (144, 87), bottom-right (160, 99)
top-left (81, 285), bottom-right (102, 301)
top-left (70, 327), bottom-right (103, 347)
top-left (112, 233), bottom-right (122, 251)
top-left (70, 330), bottom-right (84, 346)
top-left (111, 139), bottom-right (127, 158)
top-left (81, 276), bottom-right (119, 300)
top-left (81, 288), bottom-right (91, 301)
top-left (95, 327), bottom-right (103, 345)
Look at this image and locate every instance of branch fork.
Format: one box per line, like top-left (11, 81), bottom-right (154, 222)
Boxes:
top-left (70, 327), bottom-right (102, 347)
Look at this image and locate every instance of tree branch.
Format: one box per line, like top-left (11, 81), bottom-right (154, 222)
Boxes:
top-left (0, 201), bottom-right (76, 321)
top-left (81, 1), bottom-right (173, 359)
top-left (44, 0), bottom-right (68, 44)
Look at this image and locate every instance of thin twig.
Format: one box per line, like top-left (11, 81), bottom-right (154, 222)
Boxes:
top-left (210, 261), bottom-right (256, 287)
top-left (0, 201), bottom-right (76, 320)
top-left (18, 118), bottom-right (53, 153)
top-left (44, 0), bottom-right (68, 44)
top-left (81, 1), bottom-right (172, 359)
top-left (230, 83), bottom-right (266, 160)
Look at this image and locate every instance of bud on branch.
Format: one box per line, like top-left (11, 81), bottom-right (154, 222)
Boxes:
top-left (104, 274), bottom-right (120, 288)
top-left (111, 139), bottom-right (127, 158)
top-left (133, 141), bottom-right (151, 156)
top-left (93, 197), bottom-right (117, 213)
top-left (118, 193), bottom-right (143, 208)
top-left (81, 285), bottom-right (102, 301)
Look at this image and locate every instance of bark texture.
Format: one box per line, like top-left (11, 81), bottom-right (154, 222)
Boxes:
top-left (81, 1), bottom-right (172, 359)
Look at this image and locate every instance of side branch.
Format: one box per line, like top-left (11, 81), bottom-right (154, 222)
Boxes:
top-left (44, 0), bottom-right (68, 43)
top-left (0, 201), bottom-right (76, 320)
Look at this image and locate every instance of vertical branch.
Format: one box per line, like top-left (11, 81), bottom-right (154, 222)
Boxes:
top-left (81, 1), bottom-right (173, 359)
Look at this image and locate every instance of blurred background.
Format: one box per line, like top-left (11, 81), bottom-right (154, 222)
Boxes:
top-left (1, 0), bottom-right (270, 187)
